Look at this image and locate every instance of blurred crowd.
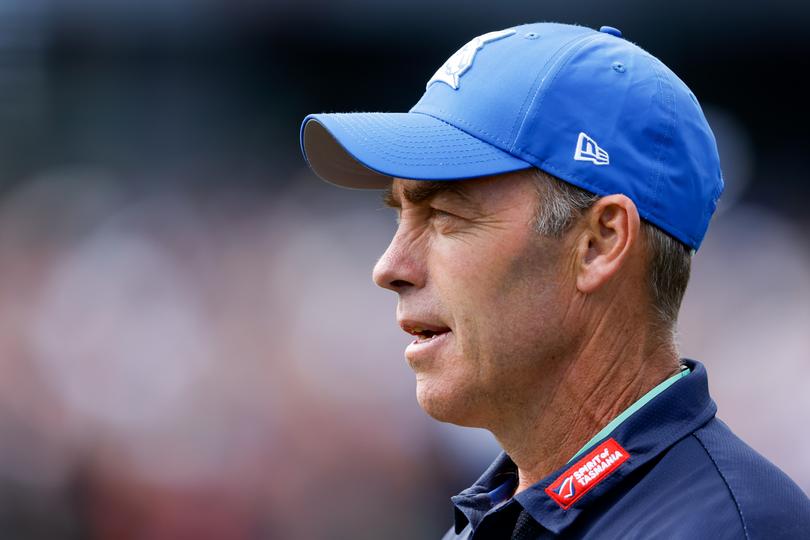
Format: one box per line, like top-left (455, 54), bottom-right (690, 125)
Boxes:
top-left (0, 169), bottom-right (476, 538)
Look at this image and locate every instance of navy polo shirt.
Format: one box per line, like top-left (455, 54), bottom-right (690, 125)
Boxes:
top-left (442, 359), bottom-right (810, 539)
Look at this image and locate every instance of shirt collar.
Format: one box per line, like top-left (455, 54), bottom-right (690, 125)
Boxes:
top-left (451, 452), bottom-right (519, 534)
top-left (450, 359), bottom-right (717, 535)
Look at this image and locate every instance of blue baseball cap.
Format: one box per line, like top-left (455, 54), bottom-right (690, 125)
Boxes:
top-left (300, 22), bottom-right (724, 250)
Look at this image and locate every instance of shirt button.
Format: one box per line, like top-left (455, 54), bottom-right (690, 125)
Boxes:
top-left (599, 26), bottom-right (623, 38)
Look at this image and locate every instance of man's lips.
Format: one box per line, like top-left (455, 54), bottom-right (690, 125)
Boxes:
top-left (399, 319), bottom-right (452, 344)
top-left (401, 318), bottom-right (453, 364)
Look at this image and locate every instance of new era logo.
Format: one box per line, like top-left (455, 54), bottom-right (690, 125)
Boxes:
top-left (574, 132), bottom-right (610, 166)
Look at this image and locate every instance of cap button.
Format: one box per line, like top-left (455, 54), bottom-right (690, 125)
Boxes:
top-left (599, 26), bottom-right (623, 38)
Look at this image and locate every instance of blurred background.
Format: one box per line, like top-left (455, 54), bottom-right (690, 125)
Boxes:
top-left (0, 1), bottom-right (808, 538)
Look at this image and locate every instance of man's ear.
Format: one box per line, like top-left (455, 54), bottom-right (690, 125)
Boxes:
top-left (574, 194), bottom-right (641, 294)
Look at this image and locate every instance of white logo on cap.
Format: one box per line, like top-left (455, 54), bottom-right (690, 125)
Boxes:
top-left (426, 28), bottom-right (516, 90)
top-left (574, 132), bottom-right (610, 166)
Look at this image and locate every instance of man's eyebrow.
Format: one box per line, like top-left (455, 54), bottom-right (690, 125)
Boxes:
top-left (381, 181), bottom-right (478, 209)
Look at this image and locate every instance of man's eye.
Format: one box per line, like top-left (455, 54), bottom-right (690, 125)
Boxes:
top-left (430, 208), bottom-right (454, 220)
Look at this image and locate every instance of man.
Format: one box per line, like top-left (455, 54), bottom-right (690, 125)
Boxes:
top-left (299, 22), bottom-right (810, 539)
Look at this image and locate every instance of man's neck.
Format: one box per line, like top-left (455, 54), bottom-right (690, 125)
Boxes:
top-left (491, 325), bottom-right (680, 495)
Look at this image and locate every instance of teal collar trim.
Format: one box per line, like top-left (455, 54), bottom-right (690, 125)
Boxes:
top-left (567, 365), bottom-right (691, 463)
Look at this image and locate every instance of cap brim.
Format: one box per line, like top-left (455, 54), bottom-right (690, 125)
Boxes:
top-left (300, 112), bottom-right (532, 189)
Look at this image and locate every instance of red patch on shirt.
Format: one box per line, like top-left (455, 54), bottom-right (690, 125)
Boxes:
top-left (545, 438), bottom-right (629, 510)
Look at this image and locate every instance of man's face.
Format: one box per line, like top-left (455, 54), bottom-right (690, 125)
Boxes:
top-left (373, 171), bottom-right (577, 428)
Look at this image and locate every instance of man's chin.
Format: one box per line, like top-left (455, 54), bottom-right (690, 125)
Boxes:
top-left (414, 379), bottom-right (484, 428)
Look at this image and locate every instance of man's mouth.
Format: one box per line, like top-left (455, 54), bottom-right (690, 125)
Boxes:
top-left (400, 320), bottom-right (453, 364)
top-left (400, 321), bottom-right (452, 344)
top-left (407, 327), bottom-right (451, 343)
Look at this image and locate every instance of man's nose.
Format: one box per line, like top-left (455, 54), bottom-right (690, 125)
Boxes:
top-left (372, 232), bottom-right (425, 292)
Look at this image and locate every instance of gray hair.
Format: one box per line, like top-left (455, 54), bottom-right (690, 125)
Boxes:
top-left (529, 169), bottom-right (691, 333)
